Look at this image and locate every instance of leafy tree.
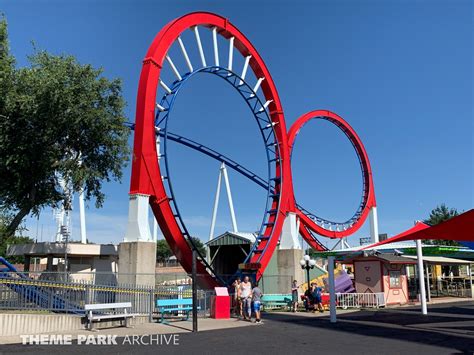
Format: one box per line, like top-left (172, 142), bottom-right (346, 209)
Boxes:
top-left (156, 236), bottom-right (207, 263)
top-left (188, 236), bottom-right (206, 257)
top-left (0, 16), bottom-right (129, 239)
top-left (156, 239), bottom-right (172, 263)
top-left (424, 204), bottom-right (460, 246)
top-left (0, 209), bottom-right (33, 263)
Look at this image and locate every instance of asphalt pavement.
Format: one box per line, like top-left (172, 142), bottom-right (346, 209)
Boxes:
top-left (1, 301), bottom-right (473, 354)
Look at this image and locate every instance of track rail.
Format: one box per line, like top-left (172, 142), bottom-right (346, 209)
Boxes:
top-left (130, 12), bottom-right (375, 288)
top-left (130, 12), bottom-right (291, 288)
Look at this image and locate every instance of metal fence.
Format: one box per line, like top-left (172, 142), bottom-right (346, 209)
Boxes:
top-left (0, 275), bottom-right (214, 318)
top-left (336, 292), bottom-right (385, 309)
top-left (4, 270), bottom-right (194, 287)
top-left (408, 277), bottom-right (472, 300)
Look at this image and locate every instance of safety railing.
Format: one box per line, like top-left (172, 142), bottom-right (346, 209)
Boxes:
top-left (336, 292), bottom-right (385, 309)
top-left (0, 275), bottom-right (214, 316)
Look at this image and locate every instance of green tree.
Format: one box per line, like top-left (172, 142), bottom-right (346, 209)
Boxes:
top-left (0, 209), bottom-right (33, 263)
top-left (0, 16), bottom-right (129, 239)
top-left (156, 239), bottom-right (172, 263)
top-left (188, 236), bottom-right (206, 257)
top-left (424, 204), bottom-right (460, 246)
top-left (156, 236), bottom-right (207, 263)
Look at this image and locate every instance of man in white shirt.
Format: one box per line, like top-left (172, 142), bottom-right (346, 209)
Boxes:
top-left (239, 276), bottom-right (252, 320)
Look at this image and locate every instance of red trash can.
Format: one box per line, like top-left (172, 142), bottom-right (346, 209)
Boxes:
top-left (210, 287), bottom-right (230, 319)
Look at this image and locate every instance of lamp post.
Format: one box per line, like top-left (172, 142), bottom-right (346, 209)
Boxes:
top-left (300, 254), bottom-right (316, 292)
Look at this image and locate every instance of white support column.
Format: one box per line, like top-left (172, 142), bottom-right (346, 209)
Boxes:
top-left (212, 27), bottom-right (219, 66)
top-left (124, 194), bottom-right (152, 242)
top-left (209, 165), bottom-right (223, 241)
top-left (279, 213), bottom-right (301, 250)
top-left (227, 37), bottom-right (234, 72)
top-left (177, 36), bottom-right (193, 73)
top-left (78, 189), bottom-right (87, 244)
top-left (159, 80), bottom-right (172, 94)
top-left (328, 255), bottom-right (337, 323)
top-left (416, 239), bottom-right (428, 315)
top-left (250, 78), bottom-right (264, 97)
top-left (193, 26), bottom-right (207, 67)
top-left (166, 55), bottom-right (182, 81)
top-left (239, 56), bottom-right (251, 85)
top-left (221, 163), bottom-right (238, 233)
top-left (369, 206), bottom-right (379, 243)
top-left (259, 100), bottom-right (273, 112)
top-left (153, 219), bottom-right (158, 243)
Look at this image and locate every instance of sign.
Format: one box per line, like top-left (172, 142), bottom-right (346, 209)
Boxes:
top-left (238, 263), bottom-right (261, 271)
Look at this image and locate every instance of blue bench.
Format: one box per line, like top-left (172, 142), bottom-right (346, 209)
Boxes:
top-left (261, 294), bottom-right (292, 310)
top-left (156, 298), bottom-right (200, 324)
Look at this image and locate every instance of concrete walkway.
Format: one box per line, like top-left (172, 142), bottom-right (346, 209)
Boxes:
top-left (1, 301), bottom-right (473, 353)
top-left (0, 317), bottom-right (255, 345)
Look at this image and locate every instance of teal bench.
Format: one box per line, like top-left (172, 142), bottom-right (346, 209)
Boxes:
top-left (261, 294), bottom-right (292, 310)
top-left (156, 298), bottom-right (200, 324)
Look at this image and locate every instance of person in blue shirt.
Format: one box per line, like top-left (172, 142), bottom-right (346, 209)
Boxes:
top-left (312, 286), bottom-right (324, 313)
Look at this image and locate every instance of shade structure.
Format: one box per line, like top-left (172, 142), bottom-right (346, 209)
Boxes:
top-left (362, 209), bottom-right (474, 250)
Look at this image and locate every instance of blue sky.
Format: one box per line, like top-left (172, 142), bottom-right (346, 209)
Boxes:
top-left (2, 0), bottom-right (472, 249)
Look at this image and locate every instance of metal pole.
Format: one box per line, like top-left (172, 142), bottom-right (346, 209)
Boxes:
top-left (79, 189), bottom-right (87, 244)
top-left (328, 256), bottom-right (336, 323)
top-left (64, 219), bottom-right (69, 282)
top-left (469, 264), bottom-right (473, 299)
top-left (425, 262), bottom-right (431, 302)
top-left (192, 249), bottom-right (198, 332)
top-left (416, 239), bottom-right (427, 315)
top-left (306, 266), bottom-right (310, 292)
top-left (149, 289), bottom-right (154, 323)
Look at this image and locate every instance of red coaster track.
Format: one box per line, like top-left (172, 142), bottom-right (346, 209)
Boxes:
top-left (130, 12), bottom-right (376, 288)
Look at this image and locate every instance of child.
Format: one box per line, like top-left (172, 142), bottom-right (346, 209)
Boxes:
top-left (252, 281), bottom-right (263, 324)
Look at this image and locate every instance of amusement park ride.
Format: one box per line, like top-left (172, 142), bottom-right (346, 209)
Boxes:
top-left (125, 11), bottom-right (379, 289)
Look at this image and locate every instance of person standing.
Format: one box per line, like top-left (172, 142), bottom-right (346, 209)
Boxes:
top-left (232, 278), bottom-right (241, 317)
top-left (291, 280), bottom-right (299, 312)
top-left (252, 281), bottom-right (263, 324)
top-left (304, 283), bottom-right (315, 312)
top-left (239, 276), bottom-right (252, 320)
top-left (313, 285), bottom-right (324, 313)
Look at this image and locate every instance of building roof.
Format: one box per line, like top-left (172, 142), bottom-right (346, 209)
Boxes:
top-left (205, 231), bottom-right (256, 247)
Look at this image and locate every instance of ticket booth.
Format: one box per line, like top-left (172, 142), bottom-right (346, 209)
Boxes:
top-left (344, 253), bottom-right (416, 306)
